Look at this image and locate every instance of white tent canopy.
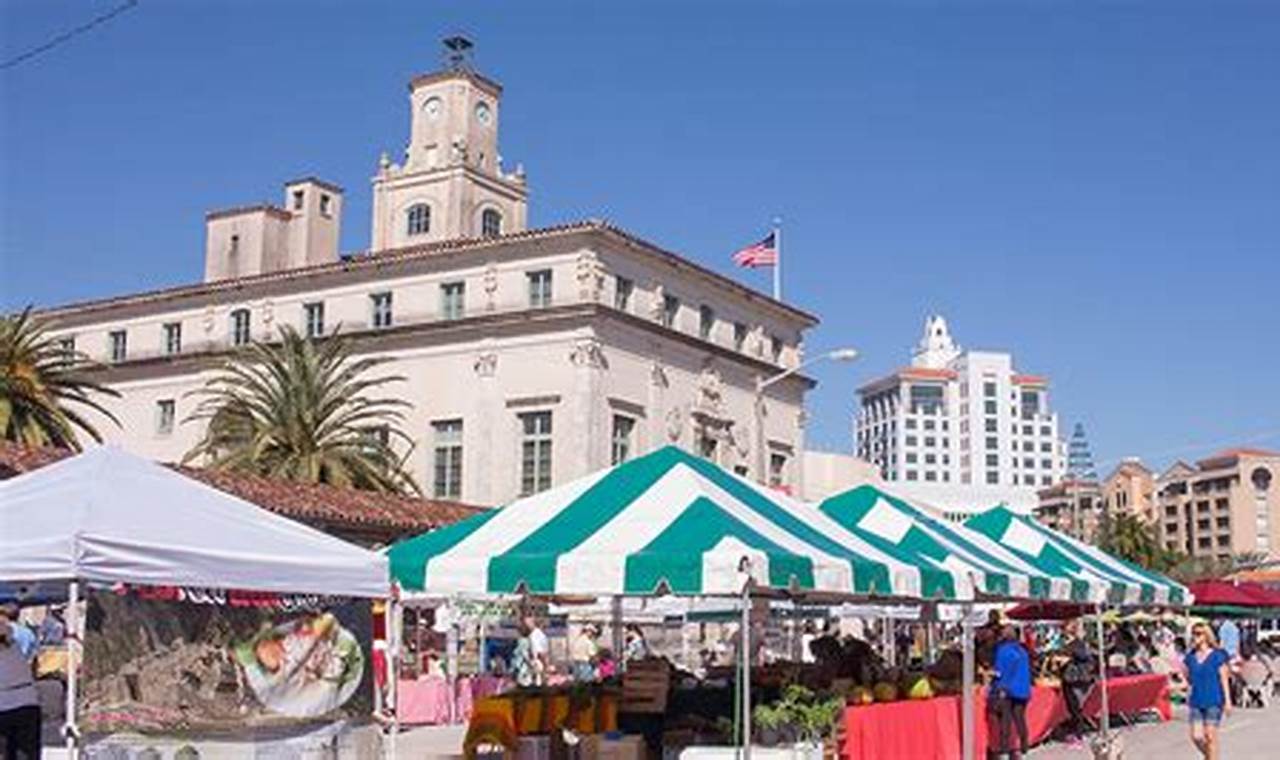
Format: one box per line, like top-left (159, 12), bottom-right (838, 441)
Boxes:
top-left (0, 446), bottom-right (389, 598)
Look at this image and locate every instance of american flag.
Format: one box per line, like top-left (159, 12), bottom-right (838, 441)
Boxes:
top-left (732, 232), bottom-right (778, 268)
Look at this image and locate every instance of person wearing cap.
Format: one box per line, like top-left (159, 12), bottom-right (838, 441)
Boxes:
top-left (571, 623), bottom-right (600, 682)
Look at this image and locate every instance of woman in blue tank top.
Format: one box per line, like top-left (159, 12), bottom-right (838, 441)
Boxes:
top-left (1183, 622), bottom-right (1231, 760)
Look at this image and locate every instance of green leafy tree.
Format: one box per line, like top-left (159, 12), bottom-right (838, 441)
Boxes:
top-left (184, 326), bottom-right (419, 494)
top-left (0, 306), bottom-right (120, 449)
top-left (1095, 511), bottom-right (1184, 573)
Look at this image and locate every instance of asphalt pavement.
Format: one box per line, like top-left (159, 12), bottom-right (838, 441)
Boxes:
top-left (1030, 700), bottom-right (1279, 760)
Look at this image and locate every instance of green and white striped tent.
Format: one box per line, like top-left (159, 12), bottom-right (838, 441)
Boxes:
top-left (964, 506), bottom-right (1190, 606)
top-left (389, 446), bottom-right (1028, 601)
top-left (817, 485), bottom-right (1075, 603)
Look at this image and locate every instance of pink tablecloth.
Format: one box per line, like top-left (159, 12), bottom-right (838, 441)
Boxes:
top-left (398, 676), bottom-right (514, 726)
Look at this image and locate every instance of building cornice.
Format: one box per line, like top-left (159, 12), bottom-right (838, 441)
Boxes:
top-left (78, 301), bottom-right (817, 389)
top-left (34, 221), bottom-right (818, 327)
top-left (205, 204), bottom-right (292, 222)
top-left (408, 68), bottom-right (503, 97)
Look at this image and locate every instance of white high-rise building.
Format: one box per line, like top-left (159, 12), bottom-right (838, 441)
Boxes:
top-left (855, 316), bottom-right (1065, 517)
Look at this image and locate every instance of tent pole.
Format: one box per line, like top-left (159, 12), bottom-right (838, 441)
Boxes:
top-left (388, 595), bottom-right (400, 759)
top-left (64, 579), bottom-right (80, 758)
top-left (961, 602), bottom-right (975, 760)
top-left (1096, 603), bottom-right (1110, 739)
top-left (611, 595), bottom-right (624, 663)
top-left (741, 584), bottom-right (752, 759)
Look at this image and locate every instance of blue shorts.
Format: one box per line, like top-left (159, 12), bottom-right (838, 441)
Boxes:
top-left (1188, 705), bottom-right (1223, 726)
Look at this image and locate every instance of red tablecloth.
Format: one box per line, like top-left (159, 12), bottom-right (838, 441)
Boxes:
top-left (841, 677), bottom-right (1166, 760)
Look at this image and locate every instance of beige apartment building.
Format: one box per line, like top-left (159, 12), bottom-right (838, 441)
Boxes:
top-left (1157, 448), bottom-right (1280, 562)
top-left (1102, 458), bottom-right (1156, 523)
top-left (1035, 479), bottom-right (1104, 540)
top-left (34, 44), bottom-right (819, 507)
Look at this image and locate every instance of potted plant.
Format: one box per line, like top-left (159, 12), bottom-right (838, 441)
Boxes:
top-left (752, 685), bottom-right (844, 759)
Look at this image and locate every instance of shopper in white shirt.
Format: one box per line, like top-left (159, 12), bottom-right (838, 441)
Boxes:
top-left (0, 606), bottom-right (41, 759)
top-left (524, 616), bottom-right (550, 686)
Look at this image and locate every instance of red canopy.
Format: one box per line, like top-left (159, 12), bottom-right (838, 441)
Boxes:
top-left (1187, 580), bottom-right (1274, 607)
top-left (1237, 581), bottom-right (1280, 607)
top-left (1006, 601), bottom-right (1093, 621)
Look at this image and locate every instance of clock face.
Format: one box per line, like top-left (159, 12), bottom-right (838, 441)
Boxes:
top-left (423, 97), bottom-right (442, 120)
top-left (475, 101), bottom-right (492, 126)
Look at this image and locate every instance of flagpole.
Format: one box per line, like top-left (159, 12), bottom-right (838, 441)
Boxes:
top-left (772, 217), bottom-right (782, 301)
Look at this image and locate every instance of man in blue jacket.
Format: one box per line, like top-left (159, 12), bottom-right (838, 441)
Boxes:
top-left (989, 624), bottom-right (1032, 759)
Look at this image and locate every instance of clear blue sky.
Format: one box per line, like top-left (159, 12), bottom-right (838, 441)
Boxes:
top-left (3, 1), bottom-right (1278, 470)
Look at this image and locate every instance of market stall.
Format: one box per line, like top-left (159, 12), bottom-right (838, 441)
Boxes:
top-left (387, 447), bottom-right (1074, 759)
top-left (0, 447), bottom-right (390, 755)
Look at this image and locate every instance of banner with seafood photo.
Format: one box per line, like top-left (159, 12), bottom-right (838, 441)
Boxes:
top-left (79, 585), bottom-right (373, 732)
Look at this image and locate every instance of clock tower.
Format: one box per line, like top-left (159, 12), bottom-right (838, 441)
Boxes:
top-left (370, 37), bottom-right (529, 250)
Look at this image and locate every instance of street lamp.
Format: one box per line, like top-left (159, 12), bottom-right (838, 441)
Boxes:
top-left (754, 347), bottom-right (860, 487)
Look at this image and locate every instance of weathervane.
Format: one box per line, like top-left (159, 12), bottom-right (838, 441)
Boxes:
top-left (442, 35), bottom-right (474, 71)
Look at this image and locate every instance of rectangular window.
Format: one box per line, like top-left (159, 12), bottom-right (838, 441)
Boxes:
top-left (292, 189), bottom-right (304, 210)
top-left (984, 400), bottom-right (997, 414)
top-left (905, 435), bottom-right (918, 446)
top-left (57, 336), bottom-right (76, 364)
top-left (924, 436), bottom-right (936, 447)
top-left (985, 436), bottom-right (998, 450)
top-left (155, 399), bottom-right (175, 436)
top-left (924, 453), bottom-right (936, 464)
top-left (304, 302), bottom-right (325, 338)
top-left (1023, 457), bottom-right (1034, 468)
top-left (984, 418), bottom-right (997, 433)
top-left (771, 336), bottom-right (784, 363)
top-left (432, 419), bottom-right (464, 499)
top-left (320, 193), bottom-right (332, 217)
top-left (611, 415), bottom-right (635, 466)
top-left (661, 294), bottom-right (679, 328)
top-left (519, 411), bottom-right (553, 495)
top-left (906, 419), bottom-right (917, 430)
top-left (699, 305), bottom-right (716, 340)
top-left (1040, 442), bottom-right (1052, 452)
top-left (925, 471), bottom-right (937, 482)
top-left (906, 470), bottom-right (918, 481)
top-left (1040, 425), bottom-right (1051, 436)
top-left (229, 234), bottom-right (240, 256)
top-left (986, 454), bottom-right (999, 467)
top-left (527, 269), bottom-right (553, 308)
top-left (441, 281), bottom-right (465, 320)
top-left (614, 276), bottom-right (633, 311)
top-left (906, 452), bottom-right (918, 464)
top-left (370, 292), bottom-right (393, 328)
top-left (163, 322), bottom-right (182, 355)
top-left (231, 308), bottom-right (251, 346)
top-left (986, 470), bottom-right (1000, 484)
top-left (983, 381), bottom-right (997, 397)
top-left (768, 452), bottom-right (788, 489)
top-left (1041, 458), bottom-right (1052, 469)
top-left (923, 419), bottom-right (935, 431)
top-left (733, 322), bottom-right (748, 351)
top-left (109, 330), bottom-right (127, 362)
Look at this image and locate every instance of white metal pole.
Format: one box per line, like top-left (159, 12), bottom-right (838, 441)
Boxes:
top-left (771, 219), bottom-right (782, 301)
top-left (64, 580), bottom-right (80, 758)
top-left (611, 595), bottom-right (625, 663)
top-left (388, 596), bottom-right (400, 759)
top-left (961, 603), bottom-right (975, 760)
top-left (741, 587), bottom-right (752, 759)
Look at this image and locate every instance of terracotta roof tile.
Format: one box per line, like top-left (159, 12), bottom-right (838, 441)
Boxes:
top-left (0, 441), bottom-right (483, 535)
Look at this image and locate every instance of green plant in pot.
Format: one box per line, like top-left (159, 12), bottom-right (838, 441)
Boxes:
top-left (753, 685), bottom-right (844, 750)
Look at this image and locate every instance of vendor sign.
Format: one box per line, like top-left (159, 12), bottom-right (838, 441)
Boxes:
top-left (78, 586), bottom-right (373, 732)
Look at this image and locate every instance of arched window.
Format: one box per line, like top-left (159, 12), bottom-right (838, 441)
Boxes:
top-left (481, 208), bottom-right (502, 238)
top-left (406, 204), bottom-right (431, 237)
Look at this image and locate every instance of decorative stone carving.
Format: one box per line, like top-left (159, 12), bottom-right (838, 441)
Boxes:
top-left (569, 338), bottom-right (606, 369)
top-left (695, 364), bottom-right (725, 417)
top-left (575, 252), bottom-right (606, 302)
top-left (473, 351), bottom-right (498, 378)
top-left (482, 262), bottom-right (499, 310)
top-left (750, 325), bottom-right (767, 357)
top-left (450, 136), bottom-right (468, 165)
top-left (665, 406), bottom-right (685, 442)
top-left (202, 306), bottom-right (215, 334)
top-left (650, 361), bottom-right (669, 388)
top-left (262, 299), bottom-right (274, 328)
top-left (731, 424), bottom-right (751, 458)
top-left (649, 284), bottom-right (666, 322)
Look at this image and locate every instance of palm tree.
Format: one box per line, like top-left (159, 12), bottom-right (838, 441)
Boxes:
top-left (0, 306), bottom-right (121, 449)
top-left (1095, 510), bottom-right (1183, 572)
top-left (184, 326), bottom-right (420, 494)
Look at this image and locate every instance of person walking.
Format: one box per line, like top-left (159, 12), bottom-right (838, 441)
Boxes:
top-left (988, 624), bottom-right (1032, 760)
top-left (1184, 622), bottom-right (1231, 760)
top-left (0, 606), bottom-right (41, 760)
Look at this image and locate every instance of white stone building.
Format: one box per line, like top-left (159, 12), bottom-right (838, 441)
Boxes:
top-left (35, 48), bottom-right (818, 507)
top-left (854, 316), bottom-right (1065, 517)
